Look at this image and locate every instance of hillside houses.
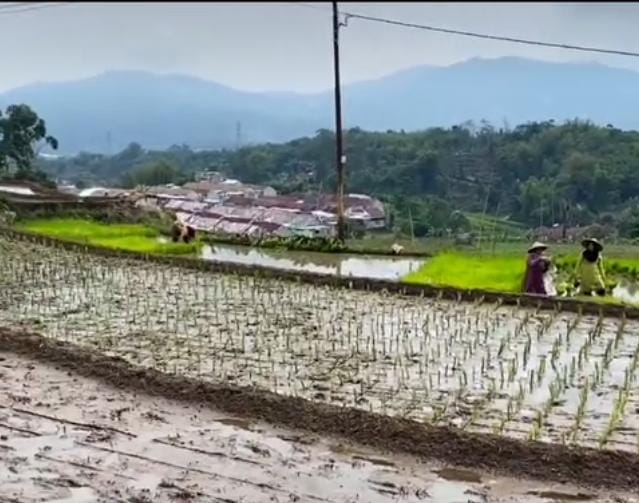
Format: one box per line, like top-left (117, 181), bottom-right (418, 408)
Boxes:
top-left (183, 180), bottom-right (277, 200)
top-left (225, 193), bottom-right (386, 231)
top-left (77, 177), bottom-right (387, 238)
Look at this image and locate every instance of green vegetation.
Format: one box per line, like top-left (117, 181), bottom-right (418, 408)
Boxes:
top-left (121, 160), bottom-right (193, 188)
top-left (39, 121), bottom-right (639, 237)
top-left (1, 104), bottom-right (57, 187)
top-left (13, 217), bottom-right (639, 306)
top-left (403, 252), bottom-right (526, 293)
top-left (403, 249), bottom-right (639, 306)
top-left (464, 212), bottom-right (526, 239)
top-left (17, 218), bottom-right (200, 256)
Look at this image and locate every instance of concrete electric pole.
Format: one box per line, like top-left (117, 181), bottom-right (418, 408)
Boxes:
top-left (332, 1), bottom-right (346, 242)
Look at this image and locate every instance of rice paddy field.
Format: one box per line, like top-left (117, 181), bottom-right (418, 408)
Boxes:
top-left (16, 218), bottom-right (200, 255)
top-left (404, 251), bottom-right (639, 307)
top-left (2, 233), bottom-right (639, 462)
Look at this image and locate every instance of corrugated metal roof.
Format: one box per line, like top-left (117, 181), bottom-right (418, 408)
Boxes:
top-left (0, 185), bottom-right (36, 196)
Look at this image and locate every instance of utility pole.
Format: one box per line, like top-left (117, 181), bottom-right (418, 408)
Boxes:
top-left (333, 1), bottom-right (346, 242)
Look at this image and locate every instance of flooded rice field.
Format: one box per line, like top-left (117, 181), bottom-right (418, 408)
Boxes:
top-left (1, 235), bottom-right (639, 458)
top-left (201, 243), bottom-right (639, 305)
top-left (4, 352), bottom-right (629, 503)
top-left (201, 243), bottom-right (425, 281)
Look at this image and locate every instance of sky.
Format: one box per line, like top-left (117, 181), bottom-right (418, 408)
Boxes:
top-left (2, 2), bottom-right (639, 94)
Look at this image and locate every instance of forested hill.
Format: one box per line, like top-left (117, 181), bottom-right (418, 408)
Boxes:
top-left (6, 57), bottom-right (639, 154)
top-left (41, 120), bottom-right (639, 235)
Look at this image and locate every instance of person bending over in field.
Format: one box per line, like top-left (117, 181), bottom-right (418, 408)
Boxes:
top-left (171, 221), bottom-right (182, 243)
top-left (523, 242), bottom-right (553, 296)
top-left (574, 238), bottom-right (606, 296)
top-left (170, 220), bottom-right (196, 243)
top-left (182, 225), bottom-right (196, 244)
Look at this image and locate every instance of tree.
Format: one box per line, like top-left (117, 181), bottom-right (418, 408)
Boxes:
top-left (449, 210), bottom-right (472, 232)
top-left (0, 104), bottom-right (58, 176)
top-left (121, 160), bottom-right (189, 188)
top-left (619, 207), bottom-right (639, 239)
top-left (401, 151), bottom-right (440, 194)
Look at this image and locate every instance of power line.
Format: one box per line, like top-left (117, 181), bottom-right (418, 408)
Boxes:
top-left (289, 2), bottom-right (639, 59)
top-left (0, 3), bottom-right (34, 10)
top-left (0, 2), bottom-right (72, 15)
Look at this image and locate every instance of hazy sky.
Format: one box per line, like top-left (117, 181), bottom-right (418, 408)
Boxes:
top-left (2, 2), bottom-right (639, 93)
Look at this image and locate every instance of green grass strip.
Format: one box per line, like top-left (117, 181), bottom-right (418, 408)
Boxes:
top-left (16, 218), bottom-right (200, 256)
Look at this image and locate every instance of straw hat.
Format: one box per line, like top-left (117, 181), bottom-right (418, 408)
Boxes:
top-left (581, 238), bottom-right (603, 252)
top-left (527, 241), bottom-right (548, 253)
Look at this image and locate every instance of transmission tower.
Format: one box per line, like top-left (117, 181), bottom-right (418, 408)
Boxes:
top-left (106, 130), bottom-right (112, 156)
top-left (235, 121), bottom-right (242, 150)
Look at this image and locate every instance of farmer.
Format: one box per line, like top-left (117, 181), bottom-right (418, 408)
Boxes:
top-left (523, 242), bottom-right (553, 296)
top-left (182, 225), bottom-right (196, 244)
top-left (171, 220), bottom-right (182, 243)
top-left (574, 238), bottom-right (606, 296)
top-left (170, 220), bottom-right (196, 243)
top-left (391, 243), bottom-right (404, 255)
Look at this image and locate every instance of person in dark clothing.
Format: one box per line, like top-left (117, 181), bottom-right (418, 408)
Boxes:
top-left (523, 242), bottom-right (553, 296)
top-left (171, 221), bottom-right (182, 243)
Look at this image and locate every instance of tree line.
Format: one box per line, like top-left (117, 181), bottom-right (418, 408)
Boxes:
top-left (39, 119), bottom-right (639, 237)
top-left (4, 103), bottom-right (639, 238)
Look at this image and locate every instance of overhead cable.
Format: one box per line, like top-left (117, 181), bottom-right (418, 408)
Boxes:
top-left (289, 2), bottom-right (639, 58)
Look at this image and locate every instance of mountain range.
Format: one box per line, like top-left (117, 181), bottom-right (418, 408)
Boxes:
top-left (2, 56), bottom-right (639, 155)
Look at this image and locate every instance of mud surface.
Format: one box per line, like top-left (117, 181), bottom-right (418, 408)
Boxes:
top-left (2, 329), bottom-right (639, 496)
top-left (1, 350), bottom-right (635, 503)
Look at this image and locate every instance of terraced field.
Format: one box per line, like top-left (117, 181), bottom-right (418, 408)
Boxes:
top-left (2, 234), bottom-right (639, 460)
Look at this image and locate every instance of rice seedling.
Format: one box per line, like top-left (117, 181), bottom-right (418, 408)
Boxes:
top-left (1, 232), bottom-right (639, 454)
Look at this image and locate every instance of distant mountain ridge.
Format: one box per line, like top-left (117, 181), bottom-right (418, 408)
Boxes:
top-left (2, 57), bottom-right (639, 154)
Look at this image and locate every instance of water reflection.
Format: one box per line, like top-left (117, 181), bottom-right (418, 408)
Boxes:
top-left (201, 244), bottom-right (424, 281)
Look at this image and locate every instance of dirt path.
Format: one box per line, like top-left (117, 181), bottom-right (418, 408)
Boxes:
top-left (0, 352), bottom-right (634, 503)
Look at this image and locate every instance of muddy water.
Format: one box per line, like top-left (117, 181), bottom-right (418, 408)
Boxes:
top-left (0, 352), bottom-right (628, 503)
top-left (613, 279), bottom-right (639, 304)
top-left (201, 243), bottom-right (425, 281)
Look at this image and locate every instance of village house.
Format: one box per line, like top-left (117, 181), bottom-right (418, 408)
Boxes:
top-left (72, 177), bottom-right (385, 239)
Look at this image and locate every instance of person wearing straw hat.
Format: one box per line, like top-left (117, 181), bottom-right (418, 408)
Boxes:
top-left (523, 242), bottom-right (553, 296)
top-left (574, 238), bottom-right (606, 296)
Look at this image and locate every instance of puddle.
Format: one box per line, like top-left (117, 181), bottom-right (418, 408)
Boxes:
top-left (48, 487), bottom-right (98, 503)
top-left (526, 490), bottom-right (597, 501)
top-left (214, 416), bottom-right (255, 431)
top-left (435, 468), bottom-right (483, 484)
top-left (330, 443), bottom-right (396, 468)
top-left (201, 244), bottom-right (424, 281)
top-left (352, 455), bottom-right (396, 468)
top-left (428, 479), bottom-right (485, 503)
